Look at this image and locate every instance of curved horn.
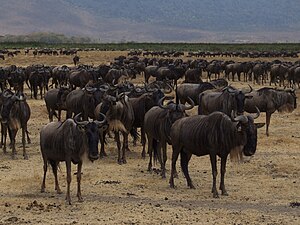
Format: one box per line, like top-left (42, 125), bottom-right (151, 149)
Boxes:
top-left (225, 86), bottom-right (237, 93)
top-left (85, 86), bottom-right (97, 93)
top-left (94, 112), bottom-right (107, 126)
top-left (158, 96), bottom-right (169, 109)
top-left (163, 82), bottom-right (173, 94)
top-left (249, 106), bottom-right (260, 120)
top-left (182, 97), bottom-right (195, 111)
top-left (243, 84), bottom-right (253, 94)
top-left (74, 113), bottom-right (89, 126)
top-left (233, 115), bottom-right (248, 124)
top-left (2, 90), bottom-right (13, 98)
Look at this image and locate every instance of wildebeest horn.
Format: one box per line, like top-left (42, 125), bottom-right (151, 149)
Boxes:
top-left (74, 113), bottom-right (89, 126)
top-left (233, 115), bottom-right (248, 124)
top-left (2, 90), bottom-right (14, 98)
top-left (94, 113), bottom-right (107, 126)
top-left (249, 106), bottom-right (260, 120)
top-left (99, 84), bottom-right (110, 92)
top-left (85, 86), bottom-right (97, 93)
top-left (243, 84), bottom-right (253, 94)
top-left (163, 82), bottom-right (173, 94)
top-left (182, 97), bottom-right (195, 111)
top-left (158, 96), bottom-right (169, 109)
top-left (224, 86), bottom-right (236, 93)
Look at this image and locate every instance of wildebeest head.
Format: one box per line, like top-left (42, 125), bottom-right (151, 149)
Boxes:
top-left (74, 113), bottom-right (107, 162)
top-left (277, 89), bottom-right (297, 113)
top-left (0, 90), bottom-right (26, 123)
top-left (226, 85), bottom-right (253, 115)
top-left (158, 96), bottom-right (194, 123)
top-left (232, 107), bottom-right (264, 156)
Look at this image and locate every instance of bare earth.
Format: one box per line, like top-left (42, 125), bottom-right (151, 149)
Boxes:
top-left (0, 51), bottom-right (299, 225)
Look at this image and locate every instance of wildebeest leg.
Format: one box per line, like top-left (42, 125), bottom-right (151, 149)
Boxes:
top-left (49, 160), bottom-right (62, 194)
top-left (147, 137), bottom-right (154, 171)
top-left (22, 127), bottom-right (28, 159)
top-left (161, 142), bottom-right (168, 179)
top-left (26, 129), bottom-right (31, 144)
top-left (169, 147), bottom-right (181, 188)
top-left (266, 112), bottom-right (271, 136)
top-left (9, 128), bottom-right (17, 159)
top-left (180, 150), bottom-right (194, 188)
top-left (219, 155), bottom-right (228, 196)
top-left (1, 123), bottom-right (7, 153)
top-left (99, 131), bottom-right (107, 158)
top-left (77, 161), bottom-right (83, 202)
top-left (210, 153), bottom-right (219, 198)
top-left (121, 132), bottom-right (128, 164)
top-left (115, 131), bottom-right (122, 164)
top-left (41, 158), bottom-right (47, 193)
top-left (141, 126), bottom-right (146, 158)
top-left (65, 160), bottom-right (72, 205)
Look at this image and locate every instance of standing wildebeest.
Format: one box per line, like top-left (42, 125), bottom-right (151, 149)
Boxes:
top-left (183, 68), bottom-right (202, 83)
top-left (169, 109), bottom-right (264, 198)
top-left (177, 82), bottom-right (216, 105)
top-left (198, 85), bottom-right (253, 116)
top-left (40, 113), bottom-right (107, 205)
top-left (94, 93), bottom-right (135, 164)
top-left (144, 96), bottom-right (194, 178)
top-left (104, 68), bottom-right (129, 85)
top-left (129, 87), bottom-right (165, 158)
top-left (66, 85), bottom-right (107, 120)
top-left (270, 64), bottom-right (289, 87)
top-left (245, 87), bottom-right (297, 136)
top-left (44, 87), bottom-right (71, 122)
top-left (0, 90), bottom-right (31, 159)
top-left (73, 55), bottom-right (80, 66)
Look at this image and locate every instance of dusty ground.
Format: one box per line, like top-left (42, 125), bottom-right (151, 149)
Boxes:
top-left (0, 51), bottom-right (299, 225)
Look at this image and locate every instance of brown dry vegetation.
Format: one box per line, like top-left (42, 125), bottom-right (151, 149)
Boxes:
top-left (0, 51), bottom-right (299, 225)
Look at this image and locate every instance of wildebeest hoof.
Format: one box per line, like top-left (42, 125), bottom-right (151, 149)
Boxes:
top-left (213, 192), bottom-right (220, 198)
top-left (23, 155), bottom-right (29, 160)
top-left (189, 183), bottom-right (195, 189)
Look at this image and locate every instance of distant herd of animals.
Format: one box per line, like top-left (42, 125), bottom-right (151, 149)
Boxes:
top-left (0, 48), bottom-right (298, 204)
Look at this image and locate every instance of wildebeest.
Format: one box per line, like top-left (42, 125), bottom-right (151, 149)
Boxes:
top-left (94, 93), bottom-right (135, 164)
top-left (245, 87), bottom-right (297, 136)
top-left (73, 55), bottom-right (80, 66)
top-left (44, 87), bottom-right (71, 122)
top-left (40, 113), bottom-right (107, 205)
top-left (0, 90), bottom-right (31, 159)
top-left (144, 96), bottom-right (194, 178)
top-left (198, 85), bottom-right (253, 116)
top-left (177, 82), bottom-right (216, 105)
top-left (129, 87), bottom-right (165, 158)
top-left (0, 55), bottom-right (5, 60)
top-left (169, 109), bottom-right (264, 198)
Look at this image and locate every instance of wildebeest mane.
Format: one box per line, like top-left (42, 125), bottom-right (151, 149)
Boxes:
top-left (182, 112), bottom-right (239, 154)
top-left (48, 120), bottom-right (87, 157)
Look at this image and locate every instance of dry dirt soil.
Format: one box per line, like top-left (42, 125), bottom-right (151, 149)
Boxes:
top-left (0, 51), bottom-right (299, 225)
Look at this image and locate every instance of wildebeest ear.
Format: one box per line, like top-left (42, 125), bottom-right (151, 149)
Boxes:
top-left (255, 123), bottom-right (265, 129)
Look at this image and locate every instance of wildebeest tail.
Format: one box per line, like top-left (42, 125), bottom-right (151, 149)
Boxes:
top-left (130, 127), bottom-right (140, 143)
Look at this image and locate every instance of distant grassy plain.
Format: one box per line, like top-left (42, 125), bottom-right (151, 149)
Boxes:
top-left (1, 42), bottom-right (300, 52)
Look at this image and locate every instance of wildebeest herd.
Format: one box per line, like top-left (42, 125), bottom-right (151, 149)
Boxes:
top-left (0, 49), bottom-right (298, 206)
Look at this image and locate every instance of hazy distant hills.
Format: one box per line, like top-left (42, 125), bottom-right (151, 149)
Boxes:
top-left (0, 0), bottom-right (299, 42)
